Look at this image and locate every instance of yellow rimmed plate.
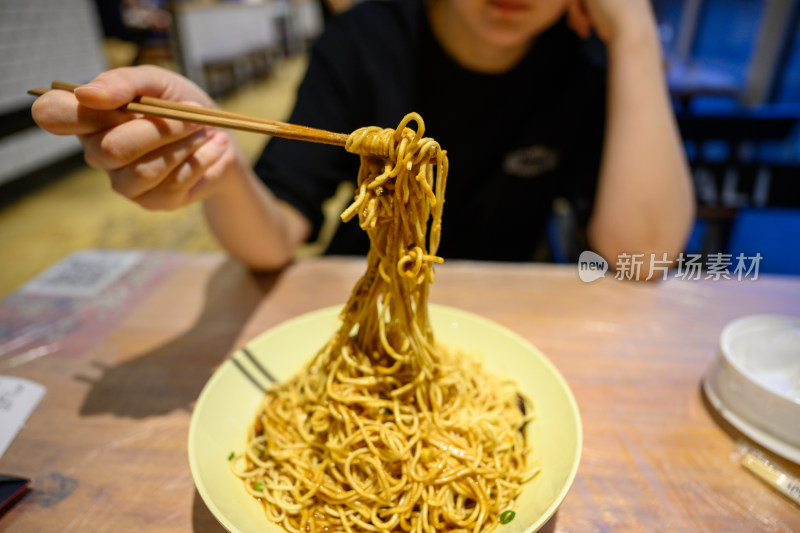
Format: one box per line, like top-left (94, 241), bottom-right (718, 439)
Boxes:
top-left (189, 304), bottom-right (582, 532)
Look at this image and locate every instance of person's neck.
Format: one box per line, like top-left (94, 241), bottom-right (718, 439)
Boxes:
top-left (426, 0), bottom-right (532, 74)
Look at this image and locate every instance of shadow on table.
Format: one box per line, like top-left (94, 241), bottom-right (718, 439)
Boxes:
top-left (77, 258), bottom-right (280, 418)
top-left (540, 512), bottom-right (557, 532)
top-left (192, 489), bottom-right (228, 532)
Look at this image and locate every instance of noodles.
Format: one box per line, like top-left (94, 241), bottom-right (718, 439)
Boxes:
top-left (231, 113), bottom-right (536, 532)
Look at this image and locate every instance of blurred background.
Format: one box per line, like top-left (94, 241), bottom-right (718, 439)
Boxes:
top-left (0, 0), bottom-right (799, 296)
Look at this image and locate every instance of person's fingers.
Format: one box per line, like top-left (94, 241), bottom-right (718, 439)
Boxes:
top-left (73, 64), bottom-right (211, 110)
top-left (106, 128), bottom-right (213, 199)
top-left (31, 88), bottom-right (133, 135)
top-left (80, 112), bottom-right (204, 171)
top-left (134, 132), bottom-right (232, 211)
top-left (185, 137), bottom-right (238, 204)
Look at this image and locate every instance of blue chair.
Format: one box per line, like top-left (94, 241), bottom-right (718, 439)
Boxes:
top-left (727, 208), bottom-right (800, 275)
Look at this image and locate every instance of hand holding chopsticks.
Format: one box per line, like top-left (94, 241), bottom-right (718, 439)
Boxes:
top-left (29, 81), bottom-right (350, 147)
top-left (27, 71), bottom-right (439, 267)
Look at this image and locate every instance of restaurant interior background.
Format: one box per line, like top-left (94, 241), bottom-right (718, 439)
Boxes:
top-left (1, 0), bottom-right (799, 298)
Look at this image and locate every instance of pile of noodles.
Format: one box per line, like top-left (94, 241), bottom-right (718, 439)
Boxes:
top-left (231, 113), bottom-right (536, 533)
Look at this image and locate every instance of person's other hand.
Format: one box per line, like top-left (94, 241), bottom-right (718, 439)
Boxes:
top-left (566, 0), bottom-right (657, 44)
top-left (32, 65), bottom-right (237, 210)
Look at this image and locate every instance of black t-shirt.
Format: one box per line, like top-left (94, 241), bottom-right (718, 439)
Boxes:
top-left (254, 0), bottom-right (607, 261)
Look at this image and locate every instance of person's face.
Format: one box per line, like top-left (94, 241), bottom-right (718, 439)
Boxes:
top-left (446, 0), bottom-right (572, 49)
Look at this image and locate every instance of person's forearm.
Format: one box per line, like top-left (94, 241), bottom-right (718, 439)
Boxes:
top-left (202, 145), bottom-right (311, 271)
top-left (588, 19), bottom-right (694, 268)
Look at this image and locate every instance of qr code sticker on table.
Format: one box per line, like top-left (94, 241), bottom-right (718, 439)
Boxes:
top-left (21, 250), bottom-right (143, 299)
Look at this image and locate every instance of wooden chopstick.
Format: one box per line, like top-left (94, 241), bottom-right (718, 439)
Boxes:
top-left (29, 81), bottom-right (350, 147)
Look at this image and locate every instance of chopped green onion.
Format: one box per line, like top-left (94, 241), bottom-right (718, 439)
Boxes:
top-left (253, 481), bottom-right (264, 491)
top-left (227, 451), bottom-right (234, 461)
top-left (381, 408), bottom-right (392, 416)
top-left (500, 510), bottom-right (515, 524)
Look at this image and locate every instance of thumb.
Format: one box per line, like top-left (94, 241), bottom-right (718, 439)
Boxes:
top-left (73, 65), bottom-right (186, 110)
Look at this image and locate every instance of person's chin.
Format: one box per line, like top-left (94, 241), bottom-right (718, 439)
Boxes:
top-left (476, 6), bottom-right (544, 43)
top-left (476, 23), bottom-right (537, 50)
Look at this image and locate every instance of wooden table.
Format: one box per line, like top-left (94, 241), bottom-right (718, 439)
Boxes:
top-left (1, 252), bottom-right (799, 532)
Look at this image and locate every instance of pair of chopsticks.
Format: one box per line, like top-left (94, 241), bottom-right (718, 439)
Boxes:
top-left (28, 81), bottom-right (350, 147)
top-left (231, 346), bottom-right (278, 392)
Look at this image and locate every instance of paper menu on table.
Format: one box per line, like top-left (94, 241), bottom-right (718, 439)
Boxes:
top-left (0, 376), bottom-right (46, 459)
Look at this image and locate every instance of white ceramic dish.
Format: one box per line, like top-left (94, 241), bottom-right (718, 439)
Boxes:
top-left (703, 314), bottom-right (800, 463)
top-left (189, 304), bottom-right (582, 532)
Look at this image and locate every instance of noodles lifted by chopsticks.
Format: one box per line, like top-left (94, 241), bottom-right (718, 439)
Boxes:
top-left (231, 112), bottom-right (536, 532)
